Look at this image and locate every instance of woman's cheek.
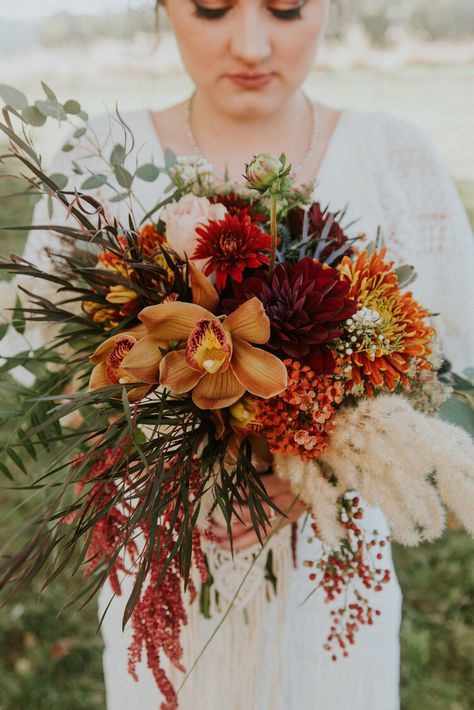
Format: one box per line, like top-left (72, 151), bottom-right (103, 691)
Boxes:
top-left (176, 30), bottom-right (225, 85)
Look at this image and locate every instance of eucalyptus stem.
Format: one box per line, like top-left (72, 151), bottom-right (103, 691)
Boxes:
top-left (269, 193), bottom-right (278, 277)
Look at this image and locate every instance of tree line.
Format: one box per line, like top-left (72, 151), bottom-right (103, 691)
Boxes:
top-left (39, 0), bottom-right (474, 49)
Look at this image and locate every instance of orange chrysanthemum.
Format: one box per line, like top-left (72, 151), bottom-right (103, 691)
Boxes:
top-left (338, 248), bottom-right (434, 396)
top-left (254, 359), bottom-right (345, 459)
top-left (98, 224), bottom-right (165, 270)
top-left (85, 225), bottom-right (169, 329)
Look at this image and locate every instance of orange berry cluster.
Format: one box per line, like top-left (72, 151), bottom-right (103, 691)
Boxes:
top-left (256, 358), bottom-right (345, 458)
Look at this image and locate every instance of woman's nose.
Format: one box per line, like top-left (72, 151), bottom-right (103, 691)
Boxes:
top-left (229, 9), bottom-right (272, 65)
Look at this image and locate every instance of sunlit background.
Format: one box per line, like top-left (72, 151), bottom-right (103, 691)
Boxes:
top-left (0, 2), bottom-right (473, 709)
top-left (0, 0), bottom-right (474, 181)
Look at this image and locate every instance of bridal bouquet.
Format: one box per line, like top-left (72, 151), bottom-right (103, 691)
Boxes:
top-left (1, 87), bottom-right (474, 709)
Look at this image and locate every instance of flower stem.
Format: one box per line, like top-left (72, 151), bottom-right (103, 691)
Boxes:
top-left (269, 194), bottom-right (277, 277)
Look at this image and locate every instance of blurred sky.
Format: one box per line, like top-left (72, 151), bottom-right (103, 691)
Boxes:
top-left (0, 0), bottom-right (145, 20)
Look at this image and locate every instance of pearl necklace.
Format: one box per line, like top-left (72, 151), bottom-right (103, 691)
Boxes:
top-left (184, 91), bottom-right (320, 180)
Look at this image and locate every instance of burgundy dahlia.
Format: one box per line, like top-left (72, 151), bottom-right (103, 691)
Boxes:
top-left (288, 202), bottom-right (353, 264)
top-left (223, 257), bottom-right (357, 373)
top-left (192, 212), bottom-right (272, 292)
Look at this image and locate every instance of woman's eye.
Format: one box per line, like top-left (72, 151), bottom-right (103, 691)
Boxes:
top-left (192, 4), bottom-right (229, 20)
top-left (270, 6), bottom-right (304, 21)
top-left (192, 3), bottom-right (304, 22)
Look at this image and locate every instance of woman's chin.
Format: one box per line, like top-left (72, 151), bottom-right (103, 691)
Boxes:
top-left (215, 84), bottom-right (284, 118)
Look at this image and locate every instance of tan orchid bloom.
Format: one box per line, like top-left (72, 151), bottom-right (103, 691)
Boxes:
top-left (89, 328), bottom-right (149, 401)
top-left (122, 297), bottom-right (288, 410)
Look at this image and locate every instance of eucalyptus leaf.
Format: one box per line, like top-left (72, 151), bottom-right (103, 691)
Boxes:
top-left (395, 264), bottom-right (417, 288)
top-left (109, 192), bottom-right (129, 203)
top-left (114, 165), bottom-right (134, 190)
top-left (41, 81), bottom-right (58, 102)
top-left (164, 148), bottom-right (177, 171)
top-left (462, 367), bottom-right (474, 382)
top-left (81, 174), bottom-right (108, 190)
top-left (110, 143), bottom-right (126, 167)
top-left (72, 160), bottom-right (84, 175)
top-left (49, 173), bottom-right (69, 190)
top-left (450, 372), bottom-right (474, 392)
top-left (78, 110), bottom-right (89, 122)
top-left (21, 106), bottom-right (47, 127)
top-left (439, 396), bottom-right (474, 437)
top-left (73, 127), bottom-right (87, 139)
top-left (0, 322), bottom-right (8, 340)
top-left (34, 99), bottom-right (67, 121)
top-left (63, 99), bottom-right (81, 115)
top-left (0, 84), bottom-right (28, 110)
top-left (136, 163), bottom-right (161, 182)
top-left (62, 143), bottom-right (75, 153)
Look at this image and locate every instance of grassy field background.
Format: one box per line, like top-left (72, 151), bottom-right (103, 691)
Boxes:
top-left (1, 65), bottom-right (473, 709)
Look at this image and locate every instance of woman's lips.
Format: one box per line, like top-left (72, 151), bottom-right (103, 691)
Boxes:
top-left (227, 73), bottom-right (273, 89)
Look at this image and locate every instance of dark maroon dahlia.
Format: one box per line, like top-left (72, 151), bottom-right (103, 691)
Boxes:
top-left (288, 202), bottom-right (353, 264)
top-left (223, 257), bottom-right (357, 373)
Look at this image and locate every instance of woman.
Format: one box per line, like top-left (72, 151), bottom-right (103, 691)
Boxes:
top-left (17, 1), bottom-right (474, 708)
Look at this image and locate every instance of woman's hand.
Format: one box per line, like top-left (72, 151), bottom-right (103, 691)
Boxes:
top-left (207, 471), bottom-right (307, 551)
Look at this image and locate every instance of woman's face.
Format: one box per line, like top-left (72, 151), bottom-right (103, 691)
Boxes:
top-left (163, 0), bottom-right (330, 118)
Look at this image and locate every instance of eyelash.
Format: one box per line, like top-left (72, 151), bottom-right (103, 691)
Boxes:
top-left (192, 4), bottom-right (304, 21)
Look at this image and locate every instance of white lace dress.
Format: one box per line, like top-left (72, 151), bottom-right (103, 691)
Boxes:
top-left (7, 107), bottom-right (474, 710)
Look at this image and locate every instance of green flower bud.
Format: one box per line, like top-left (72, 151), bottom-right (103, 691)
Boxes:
top-left (244, 153), bottom-right (285, 193)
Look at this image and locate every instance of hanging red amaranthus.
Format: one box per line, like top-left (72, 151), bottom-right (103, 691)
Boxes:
top-left (67, 450), bottom-right (208, 710)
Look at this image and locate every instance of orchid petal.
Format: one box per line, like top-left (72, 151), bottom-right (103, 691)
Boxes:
top-left (160, 349), bottom-right (204, 393)
top-left (189, 262), bottom-right (219, 313)
top-left (224, 297), bottom-right (270, 344)
top-left (128, 323), bottom-right (147, 339)
top-left (192, 369), bottom-right (245, 410)
top-left (89, 362), bottom-right (109, 390)
top-left (210, 409), bottom-right (227, 440)
top-left (139, 301), bottom-right (213, 340)
top-left (90, 333), bottom-right (136, 365)
top-left (231, 337), bottom-right (287, 398)
top-left (121, 335), bottom-right (164, 384)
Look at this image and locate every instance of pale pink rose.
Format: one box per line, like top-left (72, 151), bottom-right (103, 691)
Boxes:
top-left (160, 193), bottom-right (228, 261)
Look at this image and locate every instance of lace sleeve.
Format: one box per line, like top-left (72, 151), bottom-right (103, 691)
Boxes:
top-left (374, 112), bottom-right (474, 372)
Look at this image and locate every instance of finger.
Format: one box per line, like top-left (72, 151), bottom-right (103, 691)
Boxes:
top-left (211, 503), bottom-right (308, 551)
top-left (209, 496), bottom-right (305, 537)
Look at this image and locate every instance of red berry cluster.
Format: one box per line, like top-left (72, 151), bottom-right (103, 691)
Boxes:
top-left (127, 461), bottom-right (208, 710)
top-left (67, 449), bottom-right (208, 710)
top-left (304, 496), bottom-right (391, 660)
top-left (65, 445), bottom-right (139, 596)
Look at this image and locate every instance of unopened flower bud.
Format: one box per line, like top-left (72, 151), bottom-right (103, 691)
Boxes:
top-left (244, 153), bottom-right (284, 193)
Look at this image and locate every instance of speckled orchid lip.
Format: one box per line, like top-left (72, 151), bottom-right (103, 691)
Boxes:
top-left (88, 331), bottom-right (149, 401)
top-left (185, 318), bottom-right (232, 374)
